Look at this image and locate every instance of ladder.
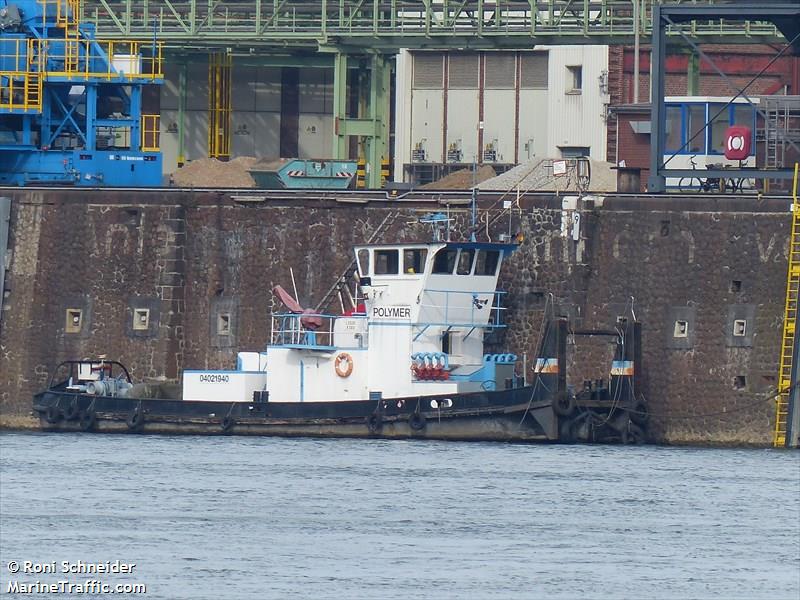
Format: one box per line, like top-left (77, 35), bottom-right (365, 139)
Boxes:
top-left (24, 72), bottom-right (42, 111)
top-left (56, 0), bottom-right (82, 72)
top-left (775, 162), bottom-right (800, 447)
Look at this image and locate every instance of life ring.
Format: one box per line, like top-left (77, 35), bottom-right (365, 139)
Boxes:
top-left (334, 353), bottom-right (354, 378)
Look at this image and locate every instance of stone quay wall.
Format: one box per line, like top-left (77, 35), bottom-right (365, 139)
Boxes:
top-left (0, 190), bottom-right (790, 445)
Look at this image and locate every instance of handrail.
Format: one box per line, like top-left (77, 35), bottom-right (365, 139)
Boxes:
top-left (83, 0), bottom-right (783, 48)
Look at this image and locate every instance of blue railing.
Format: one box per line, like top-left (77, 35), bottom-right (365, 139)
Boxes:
top-left (416, 289), bottom-right (508, 330)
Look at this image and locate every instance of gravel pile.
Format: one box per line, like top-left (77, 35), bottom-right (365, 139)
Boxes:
top-left (476, 157), bottom-right (617, 193)
top-left (171, 156), bottom-right (258, 188)
top-left (420, 165), bottom-right (497, 189)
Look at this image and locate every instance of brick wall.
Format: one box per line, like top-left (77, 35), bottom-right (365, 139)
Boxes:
top-left (0, 191), bottom-right (789, 445)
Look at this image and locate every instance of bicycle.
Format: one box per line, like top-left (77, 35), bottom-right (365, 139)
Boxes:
top-left (678, 155), bottom-right (722, 193)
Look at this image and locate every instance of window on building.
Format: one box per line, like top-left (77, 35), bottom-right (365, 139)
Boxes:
top-left (665, 105), bottom-right (682, 152)
top-left (456, 249), bottom-right (475, 275)
top-left (374, 249), bottom-right (399, 275)
top-left (559, 146), bottom-right (590, 158)
top-left (566, 65), bottom-right (582, 94)
top-left (687, 105), bottom-right (707, 153)
top-left (732, 104), bottom-right (754, 129)
top-left (432, 248), bottom-right (458, 274)
top-left (475, 250), bottom-right (500, 276)
top-left (403, 248), bottom-right (427, 275)
top-left (708, 104), bottom-right (731, 155)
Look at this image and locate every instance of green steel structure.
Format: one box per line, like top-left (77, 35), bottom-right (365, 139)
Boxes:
top-left (83, 0), bottom-right (785, 49)
top-left (80, 1), bottom-right (793, 186)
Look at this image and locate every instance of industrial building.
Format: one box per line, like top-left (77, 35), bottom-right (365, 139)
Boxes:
top-left (2, 1), bottom-right (798, 188)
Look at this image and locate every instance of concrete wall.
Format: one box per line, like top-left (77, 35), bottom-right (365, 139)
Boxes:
top-left (0, 191), bottom-right (789, 445)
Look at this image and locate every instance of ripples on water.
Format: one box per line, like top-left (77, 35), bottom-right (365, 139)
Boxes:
top-left (1, 433), bottom-right (798, 600)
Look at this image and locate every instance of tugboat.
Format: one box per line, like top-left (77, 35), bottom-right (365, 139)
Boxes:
top-left (33, 239), bottom-right (647, 443)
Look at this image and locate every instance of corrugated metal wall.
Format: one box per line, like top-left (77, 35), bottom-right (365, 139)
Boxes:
top-left (400, 46), bottom-right (609, 178)
top-left (545, 46), bottom-right (610, 160)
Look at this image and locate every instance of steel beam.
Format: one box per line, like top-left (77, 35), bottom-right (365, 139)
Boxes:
top-left (649, 2), bottom-right (800, 193)
top-left (83, 0), bottom-right (786, 50)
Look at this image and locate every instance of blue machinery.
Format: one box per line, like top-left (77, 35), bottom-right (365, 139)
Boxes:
top-left (0, 0), bottom-right (163, 186)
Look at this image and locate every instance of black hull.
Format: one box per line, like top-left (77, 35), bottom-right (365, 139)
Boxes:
top-left (33, 387), bottom-right (560, 442)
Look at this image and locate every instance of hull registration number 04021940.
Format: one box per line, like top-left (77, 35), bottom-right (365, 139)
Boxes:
top-left (199, 374), bottom-right (230, 383)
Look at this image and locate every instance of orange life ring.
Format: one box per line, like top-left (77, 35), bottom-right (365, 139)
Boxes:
top-left (335, 353), bottom-right (354, 378)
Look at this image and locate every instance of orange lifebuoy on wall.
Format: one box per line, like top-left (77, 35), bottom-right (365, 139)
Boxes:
top-left (335, 353), bottom-right (354, 378)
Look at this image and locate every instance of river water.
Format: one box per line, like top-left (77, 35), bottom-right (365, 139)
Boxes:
top-left (0, 432), bottom-right (798, 600)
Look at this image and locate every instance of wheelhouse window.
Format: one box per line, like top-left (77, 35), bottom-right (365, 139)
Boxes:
top-left (475, 250), bottom-right (500, 275)
top-left (403, 248), bottom-right (427, 274)
top-left (456, 249), bottom-right (475, 275)
top-left (357, 249), bottom-right (370, 276)
top-left (374, 249), bottom-right (399, 275)
top-left (432, 248), bottom-right (458, 274)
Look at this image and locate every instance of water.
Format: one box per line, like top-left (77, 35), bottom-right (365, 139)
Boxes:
top-left (1, 433), bottom-right (798, 600)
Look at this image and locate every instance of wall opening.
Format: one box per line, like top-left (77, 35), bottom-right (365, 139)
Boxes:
top-left (730, 280), bottom-right (742, 293)
top-left (733, 375), bottom-right (746, 390)
top-left (65, 308), bottom-right (83, 334)
top-left (217, 313), bottom-right (231, 335)
top-left (133, 308), bottom-right (150, 331)
top-left (733, 319), bottom-right (747, 337)
top-left (673, 320), bottom-right (688, 338)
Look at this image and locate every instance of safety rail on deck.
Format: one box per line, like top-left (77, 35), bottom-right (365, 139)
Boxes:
top-left (81, 0), bottom-right (782, 46)
top-left (38, 39), bottom-right (164, 80)
top-left (270, 312), bottom-right (367, 350)
top-left (416, 289), bottom-right (507, 332)
top-left (0, 38), bottom-right (162, 85)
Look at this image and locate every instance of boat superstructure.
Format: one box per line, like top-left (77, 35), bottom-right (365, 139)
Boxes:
top-left (33, 239), bottom-right (648, 443)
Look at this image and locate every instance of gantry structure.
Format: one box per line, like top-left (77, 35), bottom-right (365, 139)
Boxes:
top-left (82, 0), bottom-right (786, 49)
top-left (77, 1), bottom-right (796, 186)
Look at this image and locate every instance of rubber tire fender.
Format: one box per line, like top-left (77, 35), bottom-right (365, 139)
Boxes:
top-left (558, 418), bottom-right (576, 444)
top-left (366, 413), bottom-right (383, 434)
top-left (552, 392), bottom-right (577, 417)
top-left (78, 410), bottom-right (97, 432)
top-left (126, 407), bottom-right (145, 430)
top-left (621, 423), bottom-right (646, 445)
top-left (628, 400), bottom-right (649, 426)
top-left (408, 412), bottom-right (426, 431)
top-left (45, 404), bottom-right (63, 424)
top-left (64, 397), bottom-right (81, 421)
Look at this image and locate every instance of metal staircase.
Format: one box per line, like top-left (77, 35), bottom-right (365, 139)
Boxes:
top-left (775, 163), bottom-right (800, 448)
